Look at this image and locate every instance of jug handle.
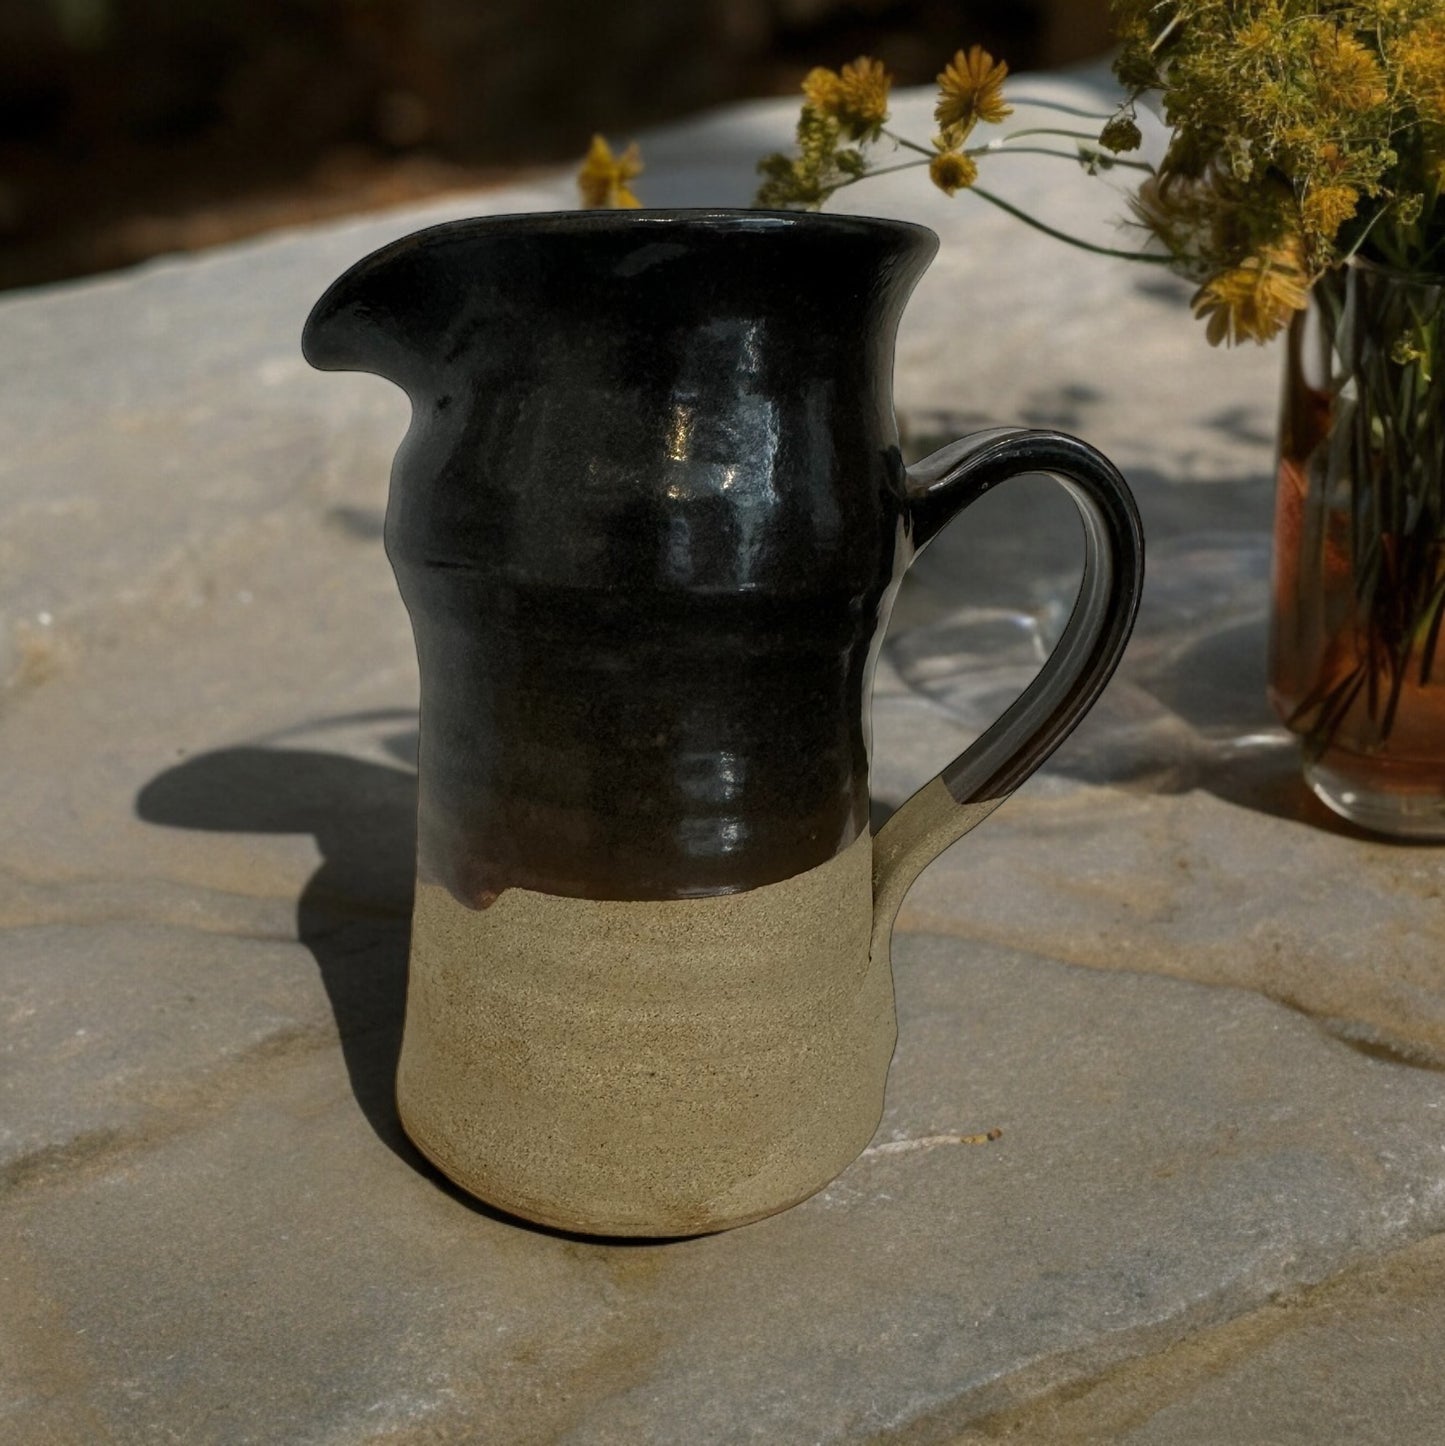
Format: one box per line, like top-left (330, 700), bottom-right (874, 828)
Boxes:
top-left (872, 427), bottom-right (1144, 951)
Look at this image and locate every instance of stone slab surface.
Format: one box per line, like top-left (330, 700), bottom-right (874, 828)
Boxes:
top-left (952, 1232), bottom-right (1445, 1444)
top-left (2, 64), bottom-right (1443, 1445)
top-left (5, 935), bottom-right (1443, 1444)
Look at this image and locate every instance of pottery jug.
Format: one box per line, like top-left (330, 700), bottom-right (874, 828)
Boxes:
top-left (303, 210), bottom-right (1144, 1236)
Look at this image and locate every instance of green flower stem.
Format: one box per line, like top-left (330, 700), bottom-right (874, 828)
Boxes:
top-left (834, 159), bottom-right (929, 185)
top-left (1004, 97), bottom-right (1119, 120)
top-left (968, 184), bottom-right (1171, 263)
top-left (988, 125), bottom-right (1116, 144)
top-left (882, 125), bottom-right (1153, 176)
top-left (1341, 206), bottom-right (1390, 264)
top-left (1284, 267), bottom-right (1445, 754)
top-left (887, 124), bottom-right (1130, 158)
top-left (1149, 13), bottom-right (1182, 51)
top-left (965, 143), bottom-right (1154, 172)
top-left (881, 130), bottom-right (936, 159)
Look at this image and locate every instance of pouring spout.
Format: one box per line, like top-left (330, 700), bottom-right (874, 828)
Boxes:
top-left (304, 210), bottom-right (940, 402)
top-left (302, 230), bottom-right (444, 393)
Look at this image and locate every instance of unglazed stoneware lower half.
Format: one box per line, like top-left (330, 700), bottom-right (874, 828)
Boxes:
top-left (303, 211), bottom-right (1145, 1236)
top-left (397, 831), bottom-right (891, 1236)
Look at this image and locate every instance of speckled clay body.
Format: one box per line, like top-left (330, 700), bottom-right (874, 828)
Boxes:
top-left (399, 831), bottom-right (888, 1236)
top-left (304, 211), bottom-right (1144, 1236)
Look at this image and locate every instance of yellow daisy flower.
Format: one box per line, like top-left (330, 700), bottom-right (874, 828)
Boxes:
top-left (577, 135), bottom-right (643, 210)
top-left (801, 57), bottom-right (891, 139)
top-left (929, 148), bottom-right (979, 195)
top-left (835, 56), bottom-right (891, 136)
top-left (935, 46), bottom-right (1013, 141)
top-left (1191, 241), bottom-right (1312, 346)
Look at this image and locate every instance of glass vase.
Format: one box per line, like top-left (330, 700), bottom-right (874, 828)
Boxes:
top-left (1268, 262), bottom-right (1445, 837)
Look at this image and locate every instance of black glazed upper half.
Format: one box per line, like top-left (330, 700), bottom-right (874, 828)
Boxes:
top-left (303, 209), bottom-right (939, 904)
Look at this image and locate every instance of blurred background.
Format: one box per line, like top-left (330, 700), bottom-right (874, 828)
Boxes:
top-left (0, 0), bottom-right (1114, 293)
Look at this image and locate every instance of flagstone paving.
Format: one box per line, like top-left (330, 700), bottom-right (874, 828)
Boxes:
top-left (2, 68), bottom-right (1442, 1444)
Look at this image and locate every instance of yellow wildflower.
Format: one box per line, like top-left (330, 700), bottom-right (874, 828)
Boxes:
top-left (835, 56), bottom-right (891, 137)
top-left (1397, 20), bottom-right (1445, 123)
top-left (801, 57), bottom-right (891, 139)
top-left (935, 46), bottom-right (1012, 143)
top-left (802, 66), bottom-right (844, 113)
top-left (1191, 241), bottom-right (1313, 346)
top-left (756, 67), bottom-right (882, 209)
top-left (1307, 26), bottom-right (1388, 111)
top-left (929, 147), bottom-right (979, 195)
top-left (1235, 17), bottom-right (1278, 54)
top-left (576, 134), bottom-right (643, 209)
top-left (1301, 182), bottom-right (1359, 238)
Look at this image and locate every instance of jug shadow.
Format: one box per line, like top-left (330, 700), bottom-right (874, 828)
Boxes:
top-left (136, 738), bottom-right (418, 1152)
top-left (135, 735), bottom-right (690, 1243)
top-left (886, 440), bottom-right (1402, 838)
top-left (1055, 610), bottom-right (1345, 830)
top-left (894, 601), bottom-right (1417, 841)
top-left (1112, 614), bottom-right (1444, 844)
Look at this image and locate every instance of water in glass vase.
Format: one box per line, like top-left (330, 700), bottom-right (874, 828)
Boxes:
top-left (1268, 263), bottom-right (1445, 838)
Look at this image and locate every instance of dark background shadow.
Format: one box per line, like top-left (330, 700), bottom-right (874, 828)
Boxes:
top-left (1, 0), bottom-right (1115, 292)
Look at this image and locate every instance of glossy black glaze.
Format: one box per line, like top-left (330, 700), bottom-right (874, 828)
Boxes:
top-left (305, 211), bottom-right (935, 903)
top-left (302, 210), bottom-right (1142, 905)
top-left (902, 428), bottom-right (1145, 806)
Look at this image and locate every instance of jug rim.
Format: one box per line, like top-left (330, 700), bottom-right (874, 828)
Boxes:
top-left (303, 207), bottom-right (939, 379)
top-left (367, 207), bottom-right (939, 248)
top-left (338, 206), bottom-right (943, 268)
